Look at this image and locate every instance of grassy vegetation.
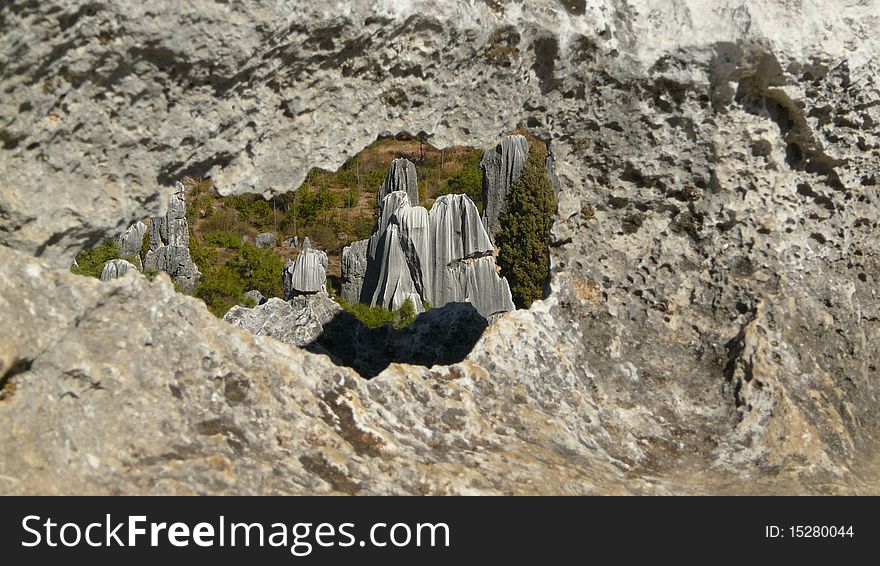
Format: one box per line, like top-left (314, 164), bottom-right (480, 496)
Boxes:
top-left (70, 239), bottom-right (140, 278)
top-left (496, 135), bottom-right (556, 309)
top-left (332, 295), bottom-right (420, 329)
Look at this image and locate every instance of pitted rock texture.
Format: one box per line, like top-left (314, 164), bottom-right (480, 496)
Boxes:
top-left (481, 134), bottom-right (529, 241)
top-left (99, 258), bottom-right (137, 282)
top-left (2, 1), bottom-right (880, 494)
top-left (143, 182), bottom-right (201, 293)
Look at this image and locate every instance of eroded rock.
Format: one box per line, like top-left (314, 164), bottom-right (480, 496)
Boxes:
top-left (283, 240), bottom-right (328, 298)
top-left (143, 182), bottom-right (201, 293)
top-left (116, 222), bottom-right (146, 257)
top-left (99, 258), bottom-right (137, 282)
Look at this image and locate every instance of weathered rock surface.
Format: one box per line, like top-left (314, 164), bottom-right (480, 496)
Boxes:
top-left (357, 187), bottom-right (512, 317)
top-left (340, 239), bottom-right (369, 304)
top-left (142, 182), bottom-right (201, 293)
top-left (282, 240), bottom-right (328, 298)
top-left (116, 222), bottom-right (147, 257)
top-left (224, 295), bottom-right (342, 348)
top-left (255, 232), bottom-right (277, 248)
top-left (425, 194), bottom-right (502, 311)
top-left (2, 1), bottom-right (880, 495)
top-left (379, 158), bottom-right (419, 207)
top-left (481, 134), bottom-right (529, 241)
top-left (99, 258), bottom-right (137, 282)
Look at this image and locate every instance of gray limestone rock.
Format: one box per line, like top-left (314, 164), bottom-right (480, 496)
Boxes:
top-left (367, 223), bottom-right (423, 312)
top-left (450, 256), bottom-right (515, 317)
top-left (255, 232), bottom-right (277, 248)
top-left (143, 182), bottom-right (201, 293)
top-left (425, 194), bottom-right (496, 310)
top-left (360, 189), bottom-right (510, 317)
top-left (379, 158), bottom-right (419, 207)
top-left (116, 222), bottom-right (146, 257)
top-left (481, 135), bottom-right (529, 241)
top-left (99, 259), bottom-right (137, 282)
top-left (224, 295), bottom-right (341, 347)
top-left (283, 241), bottom-right (327, 298)
top-left (341, 239), bottom-right (369, 304)
top-left (395, 205), bottom-right (431, 298)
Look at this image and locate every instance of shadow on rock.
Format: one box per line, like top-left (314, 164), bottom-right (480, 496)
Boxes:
top-left (305, 302), bottom-right (488, 378)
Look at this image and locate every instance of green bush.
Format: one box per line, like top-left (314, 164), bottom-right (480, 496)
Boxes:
top-left (204, 230), bottom-right (242, 250)
top-left (225, 243), bottom-right (284, 299)
top-left (332, 295), bottom-right (419, 329)
top-left (195, 266), bottom-right (246, 317)
top-left (496, 144), bottom-right (556, 308)
top-left (437, 150), bottom-right (483, 208)
top-left (71, 240), bottom-right (121, 278)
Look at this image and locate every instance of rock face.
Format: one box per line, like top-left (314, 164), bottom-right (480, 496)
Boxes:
top-left (116, 222), bottom-right (146, 257)
top-left (224, 295), bottom-right (342, 348)
top-left (2, 1), bottom-right (880, 495)
top-left (255, 232), bottom-right (277, 248)
top-left (379, 158), bottom-right (419, 207)
top-left (143, 183), bottom-right (201, 293)
top-left (481, 134), bottom-right (529, 241)
top-left (354, 183), bottom-right (513, 317)
top-left (99, 258), bottom-right (137, 281)
top-left (282, 240), bottom-right (327, 298)
top-left (340, 239), bottom-right (369, 304)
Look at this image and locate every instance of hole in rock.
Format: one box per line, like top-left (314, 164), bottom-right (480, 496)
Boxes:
top-left (0, 358), bottom-right (33, 401)
top-left (71, 131), bottom-right (559, 378)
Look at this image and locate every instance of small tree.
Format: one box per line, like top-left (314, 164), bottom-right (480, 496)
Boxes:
top-left (496, 144), bottom-right (556, 308)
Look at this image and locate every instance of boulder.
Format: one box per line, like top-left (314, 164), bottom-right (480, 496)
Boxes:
top-left (99, 259), bottom-right (137, 281)
top-left (255, 232), bottom-right (277, 248)
top-left (224, 295), bottom-right (342, 347)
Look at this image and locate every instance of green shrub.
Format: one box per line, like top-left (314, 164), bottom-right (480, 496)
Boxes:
top-left (195, 266), bottom-right (246, 317)
top-left (204, 230), bottom-right (242, 250)
top-left (201, 208), bottom-right (247, 234)
top-left (496, 144), bottom-right (556, 308)
top-left (331, 294), bottom-right (419, 329)
top-left (225, 243), bottom-right (284, 299)
top-left (395, 299), bottom-right (417, 328)
top-left (437, 151), bottom-right (483, 209)
top-left (71, 240), bottom-right (121, 278)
